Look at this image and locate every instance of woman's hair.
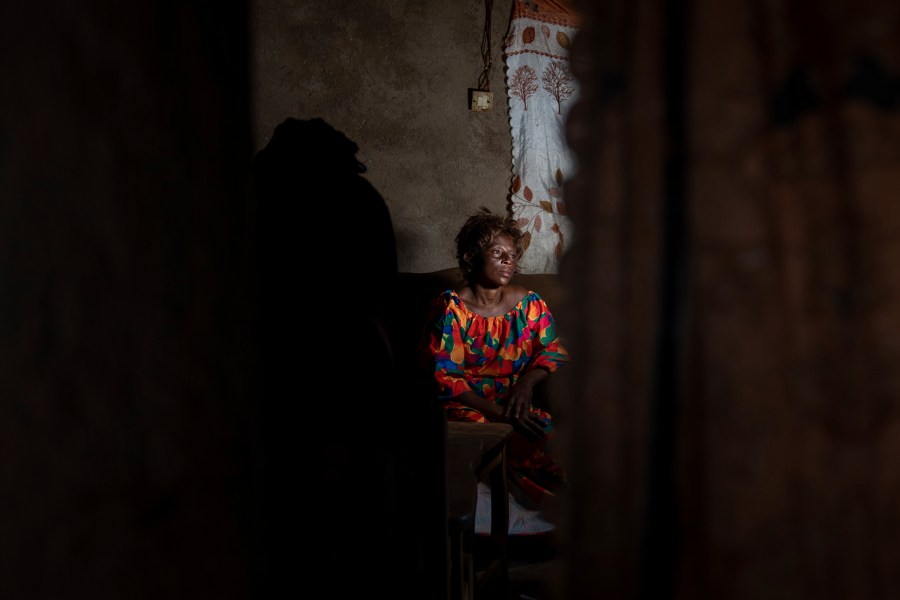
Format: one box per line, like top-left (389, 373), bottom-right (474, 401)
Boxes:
top-left (455, 207), bottom-right (526, 281)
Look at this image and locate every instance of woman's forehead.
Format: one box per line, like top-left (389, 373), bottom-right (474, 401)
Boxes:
top-left (488, 232), bottom-right (516, 247)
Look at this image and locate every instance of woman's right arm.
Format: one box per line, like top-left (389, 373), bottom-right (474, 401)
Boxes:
top-left (451, 390), bottom-right (503, 420)
top-left (452, 390), bottom-right (546, 441)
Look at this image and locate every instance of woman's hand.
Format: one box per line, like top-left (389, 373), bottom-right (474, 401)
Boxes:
top-left (503, 368), bottom-right (550, 418)
top-left (502, 381), bottom-right (534, 421)
top-left (506, 409), bottom-right (548, 442)
top-left (502, 372), bottom-right (551, 442)
top-left (452, 378), bottom-right (551, 442)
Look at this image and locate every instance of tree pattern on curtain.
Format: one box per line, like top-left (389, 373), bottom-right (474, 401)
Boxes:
top-left (504, 0), bottom-right (580, 274)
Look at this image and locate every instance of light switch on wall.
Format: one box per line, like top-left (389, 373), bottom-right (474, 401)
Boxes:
top-left (470, 90), bottom-right (494, 112)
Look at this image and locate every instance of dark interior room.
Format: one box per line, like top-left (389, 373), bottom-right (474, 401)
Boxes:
top-left (3, 0), bottom-right (900, 598)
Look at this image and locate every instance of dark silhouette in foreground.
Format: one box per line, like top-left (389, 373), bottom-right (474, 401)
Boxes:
top-left (252, 117), bottom-right (443, 599)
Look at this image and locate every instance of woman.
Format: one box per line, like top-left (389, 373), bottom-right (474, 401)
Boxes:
top-left (420, 207), bottom-right (569, 511)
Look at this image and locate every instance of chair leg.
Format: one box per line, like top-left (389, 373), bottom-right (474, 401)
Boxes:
top-left (449, 513), bottom-right (476, 600)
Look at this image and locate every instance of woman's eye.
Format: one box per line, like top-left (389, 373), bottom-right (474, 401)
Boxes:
top-left (489, 249), bottom-right (517, 261)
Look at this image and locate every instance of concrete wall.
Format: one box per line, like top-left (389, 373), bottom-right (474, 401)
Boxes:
top-left (251, 0), bottom-right (517, 273)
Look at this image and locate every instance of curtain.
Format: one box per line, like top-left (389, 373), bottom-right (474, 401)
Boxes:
top-left (503, 0), bottom-right (581, 274)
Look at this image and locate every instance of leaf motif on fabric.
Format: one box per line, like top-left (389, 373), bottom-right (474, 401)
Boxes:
top-left (522, 231), bottom-right (532, 252)
top-left (504, 33), bottom-right (516, 48)
top-left (557, 201), bottom-right (567, 216)
top-left (534, 214), bottom-right (542, 231)
top-left (512, 175), bottom-right (522, 193)
top-left (549, 187), bottom-right (561, 197)
top-left (517, 217), bottom-right (529, 228)
top-left (541, 24), bottom-right (550, 38)
top-left (556, 31), bottom-right (571, 49)
top-left (523, 185), bottom-right (533, 201)
top-left (523, 26), bottom-right (536, 44)
top-left (555, 168), bottom-right (564, 185)
top-left (551, 223), bottom-right (560, 232)
top-left (554, 239), bottom-right (564, 258)
top-left (540, 200), bottom-right (553, 212)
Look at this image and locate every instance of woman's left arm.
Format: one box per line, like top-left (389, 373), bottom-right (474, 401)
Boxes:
top-left (503, 295), bottom-right (569, 419)
top-left (527, 295), bottom-right (570, 372)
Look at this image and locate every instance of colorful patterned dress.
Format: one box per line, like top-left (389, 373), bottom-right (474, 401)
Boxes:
top-left (420, 289), bottom-right (570, 507)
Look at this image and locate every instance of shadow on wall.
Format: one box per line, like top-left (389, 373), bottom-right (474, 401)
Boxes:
top-left (251, 118), bottom-right (441, 599)
top-left (253, 116), bottom-right (399, 290)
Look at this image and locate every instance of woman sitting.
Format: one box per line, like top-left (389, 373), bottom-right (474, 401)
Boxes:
top-left (419, 207), bottom-right (569, 515)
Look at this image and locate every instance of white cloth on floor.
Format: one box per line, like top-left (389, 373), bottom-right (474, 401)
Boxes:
top-left (474, 481), bottom-right (555, 535)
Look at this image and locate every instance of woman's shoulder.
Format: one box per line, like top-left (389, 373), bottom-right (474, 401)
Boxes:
top-left (505, 285), bottom-right (554, 316)
top-left (428, 289), bottom-right (463, 311)
top-left (504, 283), bottom-right (528, 297)
top-left (512, 286), bottom-right (546, 305)
top-left (517, 289), bottom-right (556, 317)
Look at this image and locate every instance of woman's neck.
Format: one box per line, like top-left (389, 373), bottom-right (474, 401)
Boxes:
top-left (459, 283), bottom-right (522, 318)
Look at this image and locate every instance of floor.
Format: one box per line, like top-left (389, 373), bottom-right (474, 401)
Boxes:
top-left (476, 532), bottom-right (562, 600)
top-left (508, 559), bottom-right (561, 600)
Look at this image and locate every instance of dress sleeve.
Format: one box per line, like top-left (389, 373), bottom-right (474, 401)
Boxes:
top-left (419, 292), bottom-right (474, 400)
top-left (525, 294), bottom-right (570, 373)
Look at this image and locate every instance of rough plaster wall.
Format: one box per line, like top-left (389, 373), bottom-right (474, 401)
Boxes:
top-left (251, 0), bottom-right (516, 272)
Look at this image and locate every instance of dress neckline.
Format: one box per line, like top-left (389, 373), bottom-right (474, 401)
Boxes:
top-left (449, 289), bottom-right (532, 319)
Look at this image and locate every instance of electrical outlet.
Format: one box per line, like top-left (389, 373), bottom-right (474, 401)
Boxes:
top-left (470, 90), bottom-right (494, 112)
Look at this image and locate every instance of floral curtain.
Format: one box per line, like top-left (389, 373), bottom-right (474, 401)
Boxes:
top-left (504, 0), bottom-right (581, 274)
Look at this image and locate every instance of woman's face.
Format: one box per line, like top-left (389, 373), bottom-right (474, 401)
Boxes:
top-left (477, 232), bottom-right (518, 286)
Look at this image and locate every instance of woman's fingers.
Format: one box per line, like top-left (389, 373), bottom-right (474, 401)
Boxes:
top-left (517, 412), bottom-right (539, 434)
top-left (506, 399), bottom-right (522, 419)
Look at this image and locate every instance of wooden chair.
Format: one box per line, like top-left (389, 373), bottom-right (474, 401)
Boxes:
top-left (445, 422), bottom-right (513, 600)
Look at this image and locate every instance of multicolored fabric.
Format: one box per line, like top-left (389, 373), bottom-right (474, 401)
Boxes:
top-left (420, 289), bottom-right (569, 507)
